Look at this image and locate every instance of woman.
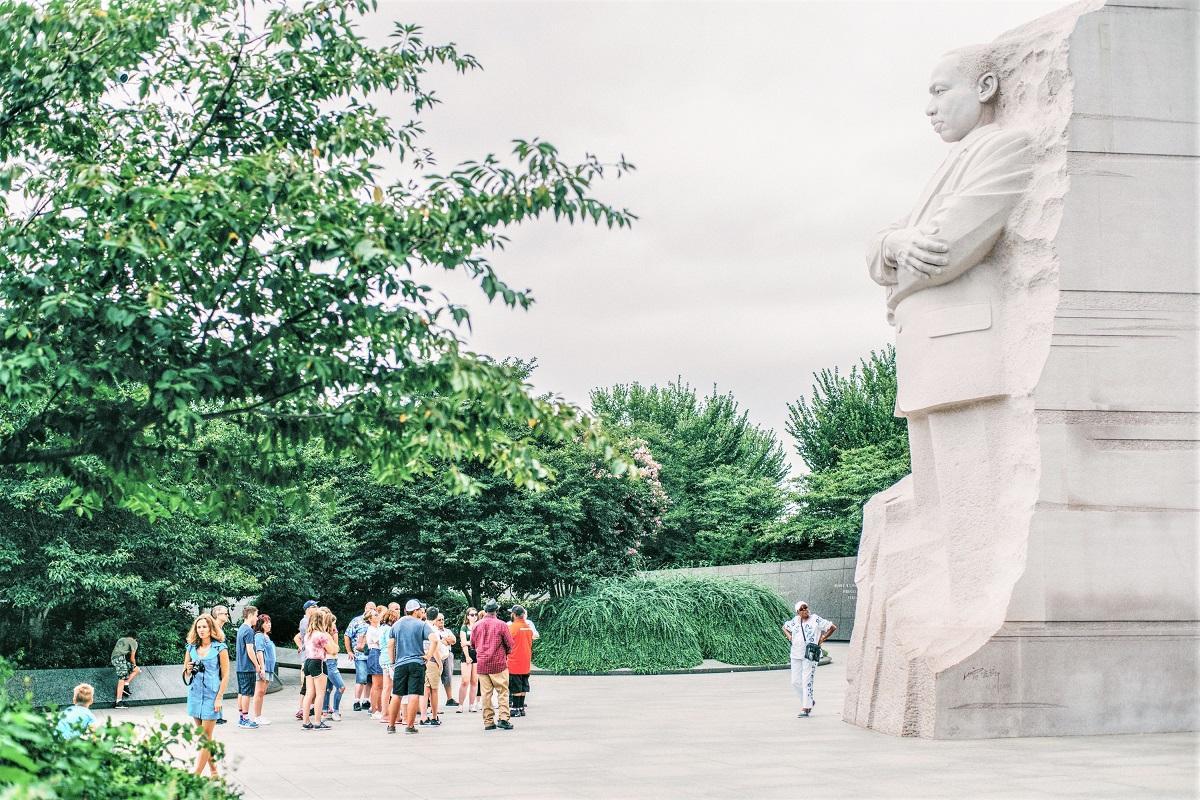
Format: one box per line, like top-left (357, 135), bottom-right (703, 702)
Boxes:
top-left (183, 613), bottom-right (229, 776)
top-left (377, 608), bottom-right (398, 720)
top-left (365, 608), bottom-right (385, 717)
top-left (252, 614), bottom-right (276, 724)
top-left (782, 600), bottom-right (836, 718)
top-left (320, 607), bottom-right (346, 721)
top-left (456, 608), bottom-right (478, 713)
top-left (301, 609), bottom-right (336, 730)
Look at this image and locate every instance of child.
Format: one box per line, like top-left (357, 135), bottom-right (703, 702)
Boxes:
top-left (110, 633), bottom-right (140, 710)
top-left (56, 683), bottom-right (97, 739)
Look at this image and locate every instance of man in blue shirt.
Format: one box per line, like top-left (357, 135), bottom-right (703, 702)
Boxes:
top-left (234, 606), bottom-right (264, 729)
top-left (344, 601), bottom-right (376, 712)
top-left (385, 599), bottom-right (437, 734)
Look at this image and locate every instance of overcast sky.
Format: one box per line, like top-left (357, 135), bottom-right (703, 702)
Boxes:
top-left (365, 0), bottom-right (1065, 473)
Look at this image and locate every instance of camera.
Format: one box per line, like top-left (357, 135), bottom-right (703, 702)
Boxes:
top-left (188, 661), bottom-right (206, 675)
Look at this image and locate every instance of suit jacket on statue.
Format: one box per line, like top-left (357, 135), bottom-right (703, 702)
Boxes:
top-left (868, 123), bottom-right (1033, 416)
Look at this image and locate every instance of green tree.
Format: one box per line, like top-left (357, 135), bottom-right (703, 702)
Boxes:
top-left (590, 381), bottom-right (787, 567)
top-left (772, 346), bottom-right (910, 559)
top-left (785, 346), bottom-right (906, 471)
top-left (762, 438), bottom-right (911, 559)
top-left (0, 0), bottom-right (634, 518)
top-left (329, 430), bottom-right (666, 608)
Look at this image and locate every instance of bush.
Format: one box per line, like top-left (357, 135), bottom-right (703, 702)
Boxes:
top-left (0, 664), bottom-right (240, 799)
top-left (535, 576), bottom-right (791, 673)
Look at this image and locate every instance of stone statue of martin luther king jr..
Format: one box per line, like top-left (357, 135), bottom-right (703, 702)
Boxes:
top-left (860, 46), bottom-right (1035, 674)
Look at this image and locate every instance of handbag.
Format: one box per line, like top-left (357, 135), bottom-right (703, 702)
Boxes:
top-left (804, 641), bottom-right (822, 662)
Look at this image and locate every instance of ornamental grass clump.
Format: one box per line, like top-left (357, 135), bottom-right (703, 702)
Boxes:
top-left (536, 575), bottom-right (791, 673)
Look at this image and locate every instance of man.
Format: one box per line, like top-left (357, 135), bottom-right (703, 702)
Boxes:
top-left (234, 606), bottom-right (264, 729)
top-left (864, 44), bottom-right (1034, 670)
top-left (294, 600), bottom-right (319, 721)
top-left (783, 601), bottom-right (836, 717)
top-left (435, 612), bottom-right (458, 709)
top-left (345, 601), bottom-right (376, 712)
top-left (417, 609), bottom-right (456, 724)
top-left (507, 605), bottom-right (537, 717)
top-left (211, 605), bottom-right (232, 724)
top-left (471, 601), bottom-right (514, 731)
top-left (385, 599), bottom-right (438, 735)
top-left (109, 634), bottom-right (140, 710)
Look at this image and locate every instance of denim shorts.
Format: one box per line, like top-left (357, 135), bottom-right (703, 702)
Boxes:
top-left (366, 648), bottom-right (382, 676)
top-left (354, 657), bottom-right (370, 684)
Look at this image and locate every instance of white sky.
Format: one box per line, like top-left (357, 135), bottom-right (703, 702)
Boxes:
top-left (367, 0), bottom-right (1066, 472)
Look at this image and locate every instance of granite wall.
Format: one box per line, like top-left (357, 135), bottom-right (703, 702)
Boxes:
top-left (641, 557), bottom-right (858, 642)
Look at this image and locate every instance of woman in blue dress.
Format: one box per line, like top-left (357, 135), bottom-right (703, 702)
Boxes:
top-left (183, 613), bottom-right (230, 777)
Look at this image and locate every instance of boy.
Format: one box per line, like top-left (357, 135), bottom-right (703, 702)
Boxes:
top-left (507, 605), bottom-right (537, 717)
top-left (235, 605), bottom-right (263, 729)
top-left (57, 683), bottom-right (97, 739)
top-left (110, 634), bottom-right (140, 710)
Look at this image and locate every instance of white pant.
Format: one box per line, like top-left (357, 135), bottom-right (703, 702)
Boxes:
top-left (791, 657), bottom-right (816, 709)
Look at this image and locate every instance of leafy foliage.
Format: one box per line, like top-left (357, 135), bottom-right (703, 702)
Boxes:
top-left (0, 0), bottom-right (634, 517)
top-left (590, 381), bottom-right (788, 567)
top-left (785, 346), bottom-right (906, 472)
top-left (774, 347), bottom-right (910, 559)
top-left (535, 575), bottom-right (790, 673)
top-left (0, 662), bottom-right (240, 799)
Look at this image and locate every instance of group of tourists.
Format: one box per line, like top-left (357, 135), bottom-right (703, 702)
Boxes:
top-left (168, 596), bottom-right (536, 775)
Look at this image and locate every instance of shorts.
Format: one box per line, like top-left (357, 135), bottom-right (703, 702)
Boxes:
top-left (392, 662), bottom-right (424, 697)
top-left (366, 648), bottom-right (382, 676)
top-left (112, 656), bottom-right (134, 681)
top-left (302, 658), bottom-right (325, 678)
top-left (424, 660), bottom-right (441, 690)
top-left (354, 657), bottom-right (370, 685)
top-left (236, 671), bottom-right (256, 696)
top-left (510, 673), bottom-right (530, 694)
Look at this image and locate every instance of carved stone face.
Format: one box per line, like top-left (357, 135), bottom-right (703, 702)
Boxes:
top-left (925, 55), bottom-right (994, 143)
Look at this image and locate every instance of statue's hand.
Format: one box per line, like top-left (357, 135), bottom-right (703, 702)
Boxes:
top-left (884, 223), bottom-right (949, 278)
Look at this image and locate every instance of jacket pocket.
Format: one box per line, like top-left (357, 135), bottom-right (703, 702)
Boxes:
top-left (925, 302), bottom-right (992, 338)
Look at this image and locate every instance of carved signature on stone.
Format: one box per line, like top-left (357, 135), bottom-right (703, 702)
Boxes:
top-left (963, 667), bottom-right (1000, 681)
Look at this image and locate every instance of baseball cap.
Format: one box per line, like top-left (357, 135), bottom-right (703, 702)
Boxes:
top-left (510, 604), bottom-right (526, 617)
top-left (483, 600), bottom-right (500, 613)
top-left (303, 600), bottom-right (319, 610)
top-left (405, 599), bottom-right (425, 613)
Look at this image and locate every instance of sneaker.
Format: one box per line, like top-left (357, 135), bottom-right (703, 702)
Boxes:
top-left (418, 717), bottom-right (430, 726)
top-left (446, 699), bottom-right (459, 707)
top-left (456, 707), bottom-right (464, 714)
top-left (254, 717), bottom-right (272, 726)
top-left (798, 711), bottom-right (811, 718)
top-left (428, 716), bottom-right (441, 727)
top-left (238, 718), bottom-right (259, 730)
top-left (215, 717), bottom-right (227, 725)
top-left (302, 723), bottom-right (314, 730)
top-left (484, 724), bottom-right (496, 731)
top-left (386, 725), bottom-right (396, 734)
top-left (353, 702), bottom-right (362, 712)
top-left (332, 712), bottom-right (343, 722)
top-left (361, 701), bottom-right (371, 712)
top-left (313, 722), bottom-right (332, 731)
top-left (112, 701), bottom-right (129, 710)
top-left (496, 719), bottom-right (514, 730)
top-left (122, 687), bottom-right (132, 699)
top-left (404, 726), bottom-right (418, 734)
top-left (371, 711), bottom-right (382, 720)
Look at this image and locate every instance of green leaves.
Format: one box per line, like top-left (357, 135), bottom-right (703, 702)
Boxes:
top-left (0, 0), bottom-right (636, 517)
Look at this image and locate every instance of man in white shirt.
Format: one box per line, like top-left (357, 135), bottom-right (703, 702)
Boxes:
top-left (782, 600), bottom-right (836, 717)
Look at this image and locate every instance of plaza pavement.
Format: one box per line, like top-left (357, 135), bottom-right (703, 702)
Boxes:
top-left (96, 643), bottom-right (1198, 800)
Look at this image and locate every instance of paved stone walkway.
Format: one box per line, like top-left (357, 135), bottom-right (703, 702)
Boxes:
top-left (96, 644), bottom-right (1198, 799)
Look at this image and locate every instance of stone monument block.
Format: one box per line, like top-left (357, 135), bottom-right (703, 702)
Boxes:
top-left (844, 0), bottom-right (1199, 738)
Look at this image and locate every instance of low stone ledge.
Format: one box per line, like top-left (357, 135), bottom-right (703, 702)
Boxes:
top-left (6, 664), bottom-right (285, 710)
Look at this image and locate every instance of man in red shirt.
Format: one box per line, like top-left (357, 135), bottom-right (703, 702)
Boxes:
top-left (507, 605), bottom-right (537, 717)
top-left (470, 601), bottom-right (514, 730)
